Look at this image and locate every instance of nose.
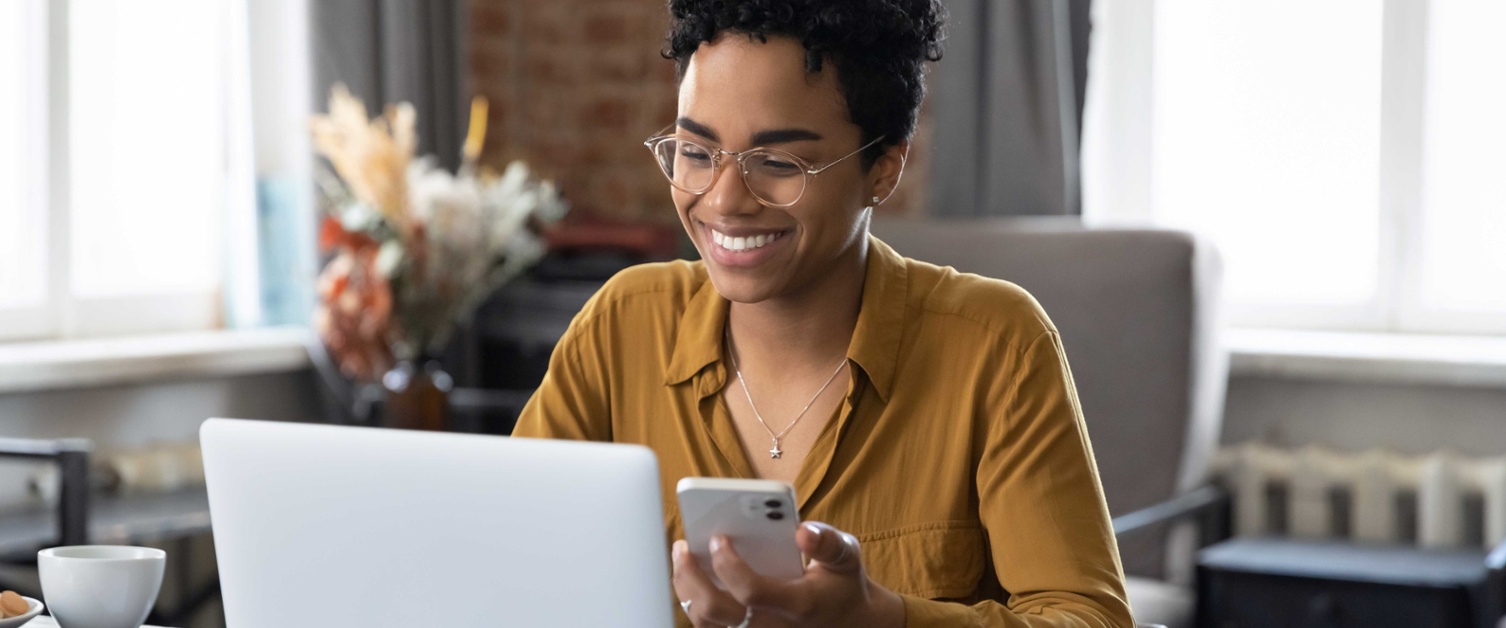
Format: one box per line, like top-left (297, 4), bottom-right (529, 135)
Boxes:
top-left (701, 155), bottom-right (761, 217)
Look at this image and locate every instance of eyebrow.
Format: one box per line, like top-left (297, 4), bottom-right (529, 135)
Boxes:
top-left (676, 116), bottom-right (824, 146)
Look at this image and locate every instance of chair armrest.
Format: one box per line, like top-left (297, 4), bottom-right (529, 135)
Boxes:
top-left (0, 438), bottom-right (92, 546)
top-left (1112, 485), bottom-right (1229, 543)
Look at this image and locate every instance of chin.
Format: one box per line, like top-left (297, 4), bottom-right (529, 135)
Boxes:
top-left (704, 271), bottom-right (781, 305)
top-left (692, 237), bottom-right (796, 305)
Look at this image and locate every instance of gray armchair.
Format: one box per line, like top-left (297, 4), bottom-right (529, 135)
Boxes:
top-left (872, 217), bottom-right (1228, 628)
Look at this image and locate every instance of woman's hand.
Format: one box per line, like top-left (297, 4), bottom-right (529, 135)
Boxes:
top-left (672, 521), bottom-right (906, 628)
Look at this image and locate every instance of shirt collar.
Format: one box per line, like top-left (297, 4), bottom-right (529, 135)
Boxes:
top-left (663, 271), bottom-right (729, 387)
top-left (847, 236), bottom-right (908, 403)
top-left (663, 235), bottom-right (909, 403)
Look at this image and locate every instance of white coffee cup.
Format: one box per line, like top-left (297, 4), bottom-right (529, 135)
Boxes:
top-left (37, 546), bottom-right (166, 628)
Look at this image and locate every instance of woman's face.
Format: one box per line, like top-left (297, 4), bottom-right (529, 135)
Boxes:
top-left (673, 35), bottom-right (898, 306)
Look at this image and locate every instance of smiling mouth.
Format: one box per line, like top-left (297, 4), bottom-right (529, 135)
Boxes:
top-left (711, 228), bottom-right (789, 252)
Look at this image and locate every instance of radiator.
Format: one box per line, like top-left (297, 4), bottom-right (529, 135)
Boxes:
top-left (1213, 443), bottom-right (1506, 548)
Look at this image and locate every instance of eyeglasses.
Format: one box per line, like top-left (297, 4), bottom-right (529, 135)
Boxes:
top-left (644, 125), bottom-right (884, 208)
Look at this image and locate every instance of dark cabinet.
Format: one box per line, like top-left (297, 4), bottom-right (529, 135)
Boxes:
top-left (1196, 538), bottom-right (1494, 628)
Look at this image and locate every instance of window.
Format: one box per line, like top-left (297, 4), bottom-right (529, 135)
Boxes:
top-left (1083, 0), bottom-right (1506, 335)
top-left (1409, 0), bottom-right (1506, 331)
top-left (0, 0), bottom-right (46, 327)
top-left (0, 0), bottom-right (249, 342)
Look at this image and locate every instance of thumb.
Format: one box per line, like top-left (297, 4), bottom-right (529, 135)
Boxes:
top-left (798, 521), bottom-right (862, 575)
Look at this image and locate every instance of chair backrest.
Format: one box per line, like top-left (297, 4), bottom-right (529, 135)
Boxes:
top-left (872, 217), bottom-right (1227, 578)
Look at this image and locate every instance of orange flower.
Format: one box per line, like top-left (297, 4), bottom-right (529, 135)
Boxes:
top-left (314, 247), bottom-right (395, 382)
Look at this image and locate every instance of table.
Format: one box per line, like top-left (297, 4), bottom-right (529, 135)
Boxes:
top-left (0, 489), bottom-right (215, 628)
top-left (25, 618), bottom-right (164, 628)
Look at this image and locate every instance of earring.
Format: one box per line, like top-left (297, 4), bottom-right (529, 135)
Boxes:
top-left (871, 196), bottom-right (880, 204)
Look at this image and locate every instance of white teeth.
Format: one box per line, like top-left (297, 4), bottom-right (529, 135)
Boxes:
top-left (711, 229), bottom-right (782, 252)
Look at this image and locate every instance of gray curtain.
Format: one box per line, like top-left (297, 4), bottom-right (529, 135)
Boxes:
top-left (930, 0), bottom-right (1091, 217)
top-left (311, 0), bottom-right (469, 171)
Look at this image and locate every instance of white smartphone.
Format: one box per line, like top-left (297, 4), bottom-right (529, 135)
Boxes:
top-left (676, 477), bottom-right (805, 587)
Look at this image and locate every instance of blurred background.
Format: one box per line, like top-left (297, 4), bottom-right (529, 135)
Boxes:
top-left (0, 1), bottom-right (1503, 627)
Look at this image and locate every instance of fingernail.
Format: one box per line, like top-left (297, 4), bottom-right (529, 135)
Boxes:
top-left (710, 535), bottom-right (725, 552)
top-left (803, 522), bottom-right (822, 537)
top-left (672, 542), bottom-right (683, 562)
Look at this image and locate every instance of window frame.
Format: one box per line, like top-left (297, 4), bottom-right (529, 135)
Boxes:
top-left (1391, 0), bottom-right (1506, 336)
top-left (0, 0), bottom-right (237, 343)
top-left (0, 0), bottom-right (52, 341)
top-left (1084, 0), bottom-right (1506, 337)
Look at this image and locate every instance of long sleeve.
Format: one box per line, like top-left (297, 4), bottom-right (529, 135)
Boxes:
top-left (901, 330), bottom-right (1133, 627)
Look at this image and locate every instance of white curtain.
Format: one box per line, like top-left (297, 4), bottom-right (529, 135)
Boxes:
top-left (1080, 0), bottom-right (1156, 227)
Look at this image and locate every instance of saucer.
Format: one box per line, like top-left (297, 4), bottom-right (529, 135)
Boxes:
top-left (0, 596), bottom-right (44, 627)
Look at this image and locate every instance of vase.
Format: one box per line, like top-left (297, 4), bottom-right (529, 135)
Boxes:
top-left (381, 358), bottom-right (454, 431)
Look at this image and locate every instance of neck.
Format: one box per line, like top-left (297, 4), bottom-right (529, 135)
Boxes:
top-left (727, 239), bottom-right (868, 370)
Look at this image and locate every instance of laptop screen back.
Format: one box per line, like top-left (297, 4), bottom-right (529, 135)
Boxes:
top-left (201, 418), bottom-right (672, 628)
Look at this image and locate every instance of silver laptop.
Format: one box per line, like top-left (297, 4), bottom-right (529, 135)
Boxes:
top-left (201, 418), bottom-right (672, 627)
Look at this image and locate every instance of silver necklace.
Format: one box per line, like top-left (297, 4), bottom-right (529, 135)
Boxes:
top-left (725, 327), bottom-right (848, 459)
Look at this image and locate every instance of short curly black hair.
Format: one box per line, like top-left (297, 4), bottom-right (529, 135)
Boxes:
top-left (663, 0), bottom-right (945, 170)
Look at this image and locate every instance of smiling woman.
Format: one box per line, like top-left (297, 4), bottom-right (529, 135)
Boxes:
top-left (662, 38), bottom-right (899, 319)
top-left (513, 2), bottom-right (1134, 627)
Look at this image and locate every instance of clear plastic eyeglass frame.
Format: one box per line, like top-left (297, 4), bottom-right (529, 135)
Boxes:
top-left (644, 125), bottom-right (885, 207)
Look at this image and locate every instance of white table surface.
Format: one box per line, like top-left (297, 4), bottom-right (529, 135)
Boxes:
top-left (24, 618), bottom-right (165, 628)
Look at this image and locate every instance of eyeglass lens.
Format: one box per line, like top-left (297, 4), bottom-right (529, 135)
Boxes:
top-left (651, 138), bottom-right (809, 206)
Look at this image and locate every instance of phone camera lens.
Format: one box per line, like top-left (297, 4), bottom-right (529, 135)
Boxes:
top-left (767, 511), bottom-right (785, 520)
top-left (764, 499), bottom-right (781, 508)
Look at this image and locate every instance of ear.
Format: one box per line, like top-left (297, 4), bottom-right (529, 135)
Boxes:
top-left (868, 140), bottom-right (910, 206)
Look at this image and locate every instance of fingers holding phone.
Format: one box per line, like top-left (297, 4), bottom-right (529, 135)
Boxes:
top-left (672, 539), bottom-right (755, 627)
top-left (676, 478), bottom-right (805, 587)
top-left (675, 478), bottom-right (803, 627)
top-left (673, 478), bottom-right (903, 628)
top-left (795, 521), bottom-right (862, 575)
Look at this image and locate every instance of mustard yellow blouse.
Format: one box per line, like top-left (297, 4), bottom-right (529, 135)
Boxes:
top-left (513, 236), bottom-right (1133, 627)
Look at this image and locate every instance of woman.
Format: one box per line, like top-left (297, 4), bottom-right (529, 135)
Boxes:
top-left (513, 1), bottom-right (1133, 626)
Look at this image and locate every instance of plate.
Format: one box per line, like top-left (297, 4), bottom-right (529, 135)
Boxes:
top-left (0, 596), bottom-right (44, 627)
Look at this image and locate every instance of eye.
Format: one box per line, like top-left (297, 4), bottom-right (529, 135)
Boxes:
top-left (678, 142), bottom-right (714, 165)
top-left (754, 154), bottom-right (803, 177)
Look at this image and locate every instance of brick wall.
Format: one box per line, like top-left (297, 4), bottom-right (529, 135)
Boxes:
top-left (468, 0), bottom-right (932, 224)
